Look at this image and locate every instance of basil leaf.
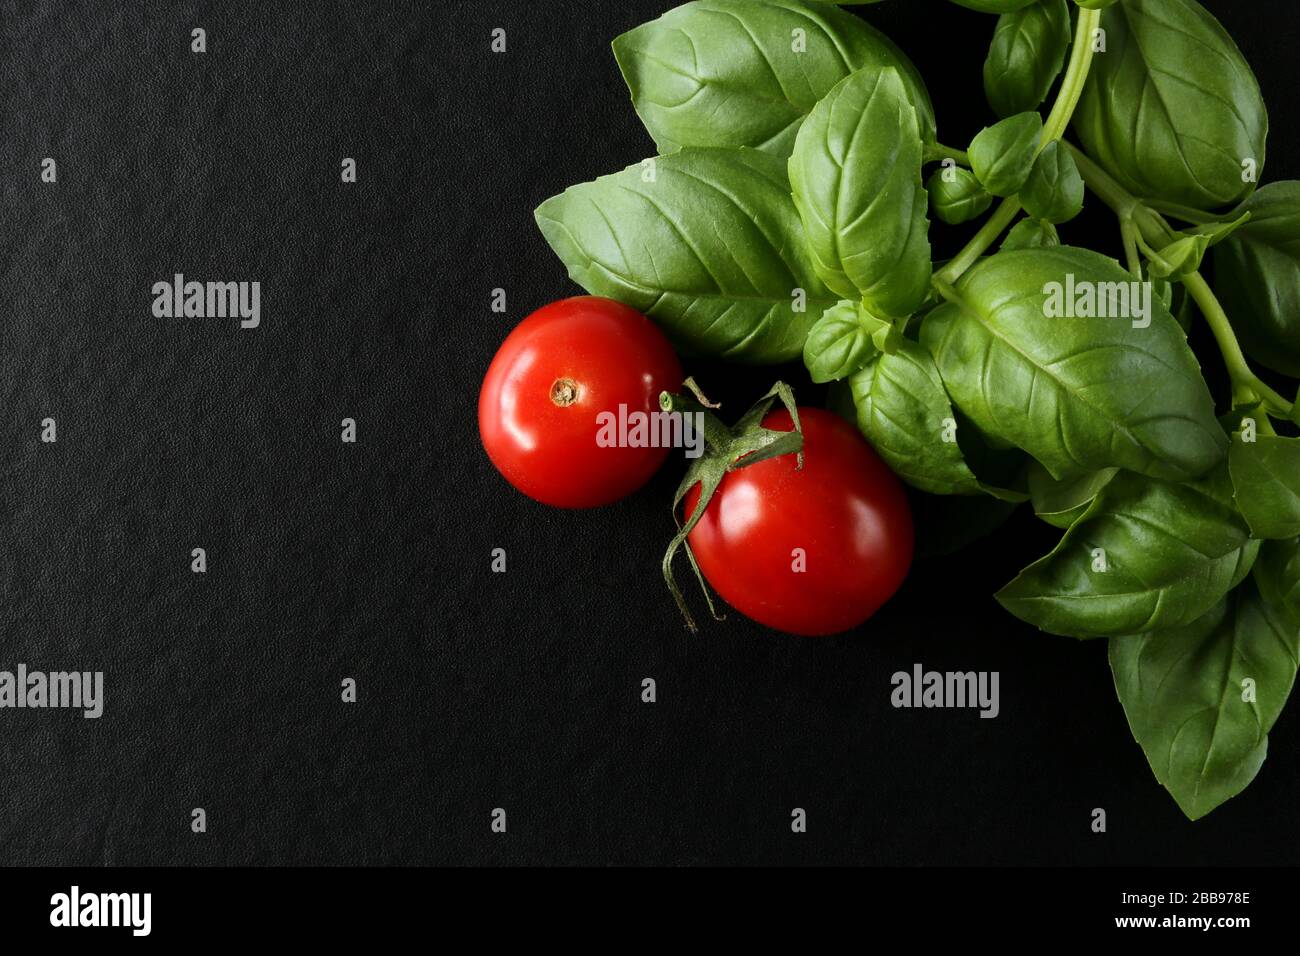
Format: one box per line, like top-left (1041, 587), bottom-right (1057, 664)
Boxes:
top-left (968, 112), bottom-right (1042, 197)
top-left (999, 470), bottom-right (1259, 638)
top-left (983, 0), bottom-right (1072, 118)
top-left (1255, 538), bottom-right (1300, 627)
top-left (922, 246), bottom-right (1226, 481)
top-left (1000, 218), bottom-right (1059, 250)
top-left (1019, 140), bottom-right (1084, 224)
top-left (847, 339), bottom-right (989, 496)
top-left (803, 300), bottom-right (886, 383)
top-left (1110, 579), bottom-right (1300, 820)
top-left (1026, 461), bottom-right (1117, 529)
top-left (535, 147), bottom-right (836, 363)
top-left (927, 166), bottom-right (993, 225)
top-left (790, 67), bottom-right (932, 318)
top-left (1146, 233), bottom-right (1210, 280)
top-left (1228, 434), bottom-right (1300, 540)
top-left (1185, 211), bottom-right (1251, 246)
top-left (1076, 0), bottom-right (1119, 8)
top-left (1214, 182), bottom-right (1300, 377)
top-left (1073, 0), bottom-right (1267, 210)
top-left (612, 0), bottom-right (935, 158)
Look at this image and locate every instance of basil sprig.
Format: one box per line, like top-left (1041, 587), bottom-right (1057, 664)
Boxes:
top-left (536, 0), bottom-right (1300, 820)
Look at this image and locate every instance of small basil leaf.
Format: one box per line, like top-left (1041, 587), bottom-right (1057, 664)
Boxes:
top-left (1110, 579), bottom-right (1300, 820)
top-left (1146, 233), bottom-right (1211, 280)
top-left (790, 67), bottom-right (932, 318)
top-left (998, 470), bottom-right (1259, 638)
top-left (927, 166), bottom-right (993, 225)
top-left (1026, 461), bottom-right (1118, 529)
top-left (1255, 538), bottom-right (1300, 627)
top-left (612, 0), bottom-right (935, 158)
top-left (1019, 140), bottom-right (1084, 224)
top-left (968, 112), bottom-right (1042, 197)
top-left (848, 339), bottom-right (990, 497)
top-left (1213, 182), bottom-right (1300, 377)
top-left (1186, 211), bottom-right (1250, 247)
top-left (1228, 433), bottom-right (1300, 540)
top-left (999, 218), bottom-right (1059, 251)
top-left (535, 147), bottom-right (836, 363)
top-left (802, 301), bottom-right (884, 384)
top-left (922, 246), bottom-right (1226, 481)
top-left (983, 0), bottom-right (1072, 118)
top-left (1073, 0), bottom-right (1267, 209)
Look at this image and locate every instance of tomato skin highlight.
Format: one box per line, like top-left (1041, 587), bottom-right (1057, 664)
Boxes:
top-left (479, 296), bottom-right (683, 508)
top-left (684, 407), bottom-right (914, 636)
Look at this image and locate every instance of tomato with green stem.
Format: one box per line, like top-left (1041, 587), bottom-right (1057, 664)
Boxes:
top-left (676, 405), bottom-right (914, 637)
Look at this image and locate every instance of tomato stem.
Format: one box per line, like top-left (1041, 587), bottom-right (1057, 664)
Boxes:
top-left (660, 381), bottom-right (806, 633)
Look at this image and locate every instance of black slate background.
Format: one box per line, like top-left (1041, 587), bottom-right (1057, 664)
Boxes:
top-left (1, 0), bottom-right (1297, 866)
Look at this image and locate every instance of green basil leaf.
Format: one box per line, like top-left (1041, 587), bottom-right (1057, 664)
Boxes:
top-left (999, 218), bottom-right (1059, 251)
top-left (927, 166), bottom-right (993, 225)
top-left (999, 470), bottom-right (1259, 638)
top-left (1026, 461), bottom-right (1118, 528)
top-left (1110, 579), bottom-right (1300, 820)
top-left (535, 147), bottom-right (836, 363)
top-left (1073, 0), bottom-right (1267, 210)
top-left (1075, 0), bottom-right (1119, 8)
top-left (1146, 233), bottom-right (1210, 280)
top-left (983, 0), bottom-right (1072, 118)
top-left (1228, 433), bottom-right (1300, 540)
top-left (1214, 182), bottom-right (1300, 377)
top-left (612, 0), bottom-right (935, 158)
top-left (922, 246), bottom-right (1226, 481)
top-left (1184, 211), bottom-right (1250, 247)
top-left (968, 112), bottom-right (1042, 197)
top-left (848, 339), bottom-right (990, 496)
top-left (1019, 140), bottom-right (1084, 224)
top-left (790, 67), bottom-right (932, 317)
top-left (803, 300), bottom-right (886, 383)
top-left (1255, 538), bottom-right (1300, 627)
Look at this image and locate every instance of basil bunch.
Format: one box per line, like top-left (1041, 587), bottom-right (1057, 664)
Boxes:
top-left (536, 0), bottom-right (1300, 821)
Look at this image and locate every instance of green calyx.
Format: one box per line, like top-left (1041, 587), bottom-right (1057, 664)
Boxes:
top-left (660, 380), bottom-right (805, 633)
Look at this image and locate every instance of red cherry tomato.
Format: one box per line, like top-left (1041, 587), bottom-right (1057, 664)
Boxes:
top-left (479, 296), bottom-right (683, 508)
top-left (684, 407), bottom-right (913, 636)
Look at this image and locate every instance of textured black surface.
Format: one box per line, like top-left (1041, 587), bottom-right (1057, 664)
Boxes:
top-left (1, 0), bottom-right (1297, 866)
